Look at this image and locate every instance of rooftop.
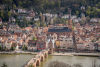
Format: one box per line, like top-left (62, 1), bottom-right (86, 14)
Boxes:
top-left (48, 26), bottom-right (71, 32)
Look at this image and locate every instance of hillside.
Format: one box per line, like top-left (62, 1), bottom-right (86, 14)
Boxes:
top-left (0, 0), bottom-right (100, 21)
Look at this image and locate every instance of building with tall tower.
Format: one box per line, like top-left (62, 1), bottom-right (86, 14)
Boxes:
top-left (68, 12), bottom-right (73, 31)
top-left (68, 12), bottom-right (77, 50)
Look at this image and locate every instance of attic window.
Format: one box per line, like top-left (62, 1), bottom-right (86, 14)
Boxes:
top-left (60, 40), bottom-right (63, 41)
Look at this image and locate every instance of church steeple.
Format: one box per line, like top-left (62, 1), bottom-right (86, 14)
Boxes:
top-left (69, 12), bottom-right (72, 20)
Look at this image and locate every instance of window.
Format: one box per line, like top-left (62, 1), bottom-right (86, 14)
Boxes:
top-left (60, 40), bottom-right (62, 41)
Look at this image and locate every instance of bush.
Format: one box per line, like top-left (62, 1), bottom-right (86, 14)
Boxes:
top-left (47, 60), bottom-right (71, 67)
top-left (28, 64), bottom-right (34, 67)
top-left (47, 60), bottom-right (100, 67)
top-left (22, 45), bottom-right (27, 50)
top-left (47, 60), bottom-right (84, 67)
top-left (11, 46), bottom-right (15, 51)
top-left (1, 62), bottom-right (8, 67)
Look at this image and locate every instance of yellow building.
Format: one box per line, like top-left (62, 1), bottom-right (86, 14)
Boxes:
top-left (56, 40), bottom-right (60, 47)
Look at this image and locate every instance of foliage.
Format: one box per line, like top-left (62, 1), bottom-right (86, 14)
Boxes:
top-left (47, 60), bottom-right (84, 67)
top-left (22, 45), bottom-right (27, 50)
top-left (72, 26), bottom-right (75, 30)
top-left (66, 21), bottom-right (68, 24)
top-left (33, 36), bottom-right (37, 40)
top-left (11, 43), bottom-right (17, 50)
top-left (86, 16), bottom-right (90, 23)
top-left (47, 60), bottom-right (100, 67)
top-left (76, 11), bottom-right (79, 16)
top-left (73, 63), bottom-right (83, 67)
top-left (13, 5), bottom-right (16, 9)
top-left (91, 60), bottom-right (100, 67)
top-left (47, 60), bottom-right (71, 67)
top-left (11, 46), bottom-right (15, 50)
top-left (63, 46), bottom-right (65, 48)
top-left (92, 40), bottom-right (95, 42)
top-left (54, 18), bottom-right (66, 24)
top-left (28, 64), bottom-right (34, 67)
top-left (1, 0), bottom-right (100, 22)
top-left (1, 62), bottom-right (8, 67)
top-left (80, 20), bottom-right (86, 25)
top-left (7, 11), bottom-right (11, 18)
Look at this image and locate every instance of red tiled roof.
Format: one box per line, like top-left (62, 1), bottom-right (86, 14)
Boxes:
top-left (25, 27), bottom-right (32, 29)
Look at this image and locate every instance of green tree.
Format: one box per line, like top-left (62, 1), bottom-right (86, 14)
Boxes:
top-left (58, 1), bottom-right (61, 7)
top-left (7, 11), bottom-right (11, 17)
top-left (86, 11), bottom-right (91, 16)
top-left (76, 11), bottom-right (79, 16)
top-left (33, 36), bottom-right (37, 40)
top-left (11, 46), bottom-right (15, 51)
top-left (1, 62), bottom-right (8, 67)
top-left (22, 45), bottom-right (27, 50)
top-left (50, 2), bottom-right (54, 9)
top-left (47, 60), bottom-right (71, 67)
top-left (87, 6), bottom-right (91, 11)
top-left (28, 64), bottom-right (34, 67)
top-left (47, 60), bottom-right (83, 67)
top-left (80, 20), bottom-right (86, 25)
top-left (66, 21), bottom-right (68, 24)
top-left (72, 26), bottom-right (75, 30)
top-left (0, 10), bottom-right (4, 19)
top-left (86, 16), bottom-right (90, 22)
top-left (93, 7), bottom-right (96, 11)
top-left (98, 2), bottom-right (100, 8)
top-left (23, 16), bottom-right (27, 27)
top-left (13, 5), bottom-right (16, 9)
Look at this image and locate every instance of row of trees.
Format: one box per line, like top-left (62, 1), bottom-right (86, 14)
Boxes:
top-left (27, 60), bottom-right (100, 67)
top-left (47, 60), bottom-right (100, 67)
top-left (0, 0), bottom-right (61, 11)
top-left (0, 45), bottom-right (27, 51)
top-left (0, 10), bottom-right (11, 21)
top-left (1, 0), bottom-right (100, 18)
top-left (53, 18), bottom-right (67, 24)
top-left (86, 6), bottom-right (100, 18)
top-left (1, 60), bottom-right (99, 67)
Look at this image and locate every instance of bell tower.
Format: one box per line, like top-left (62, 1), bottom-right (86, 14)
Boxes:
top-left (68, 12), bottom-right (72, 31)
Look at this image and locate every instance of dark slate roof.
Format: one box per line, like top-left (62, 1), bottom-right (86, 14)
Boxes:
top-left (48, 26), bottom-right (71, 32)
top-left (31, 24), bottom-right (37, 27)
top-left (22, 30), bottom-right (29, 34)
top-left (0, 31), bottom-right (11, 35)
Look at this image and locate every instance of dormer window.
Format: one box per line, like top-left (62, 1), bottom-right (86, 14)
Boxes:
top-left (60, 40), bottom-right (63, 41)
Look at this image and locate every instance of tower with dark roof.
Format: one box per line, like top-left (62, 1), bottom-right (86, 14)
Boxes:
top-left (69, 12), bottom-right (72, 20)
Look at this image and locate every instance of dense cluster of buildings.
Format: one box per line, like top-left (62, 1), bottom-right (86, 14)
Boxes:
top-left (0, 8), bottom-right (100, 52)
top-left (0, 21), bottom-right (100, 51)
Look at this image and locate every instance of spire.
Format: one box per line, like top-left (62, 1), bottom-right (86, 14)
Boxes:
top-left (68, 7), bottom-right (72, 20)
top-left (69, 12), bottom-right (71, 20)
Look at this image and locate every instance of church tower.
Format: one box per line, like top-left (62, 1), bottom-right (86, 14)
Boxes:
top-left (68, 12), bottom-right (72, 31)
